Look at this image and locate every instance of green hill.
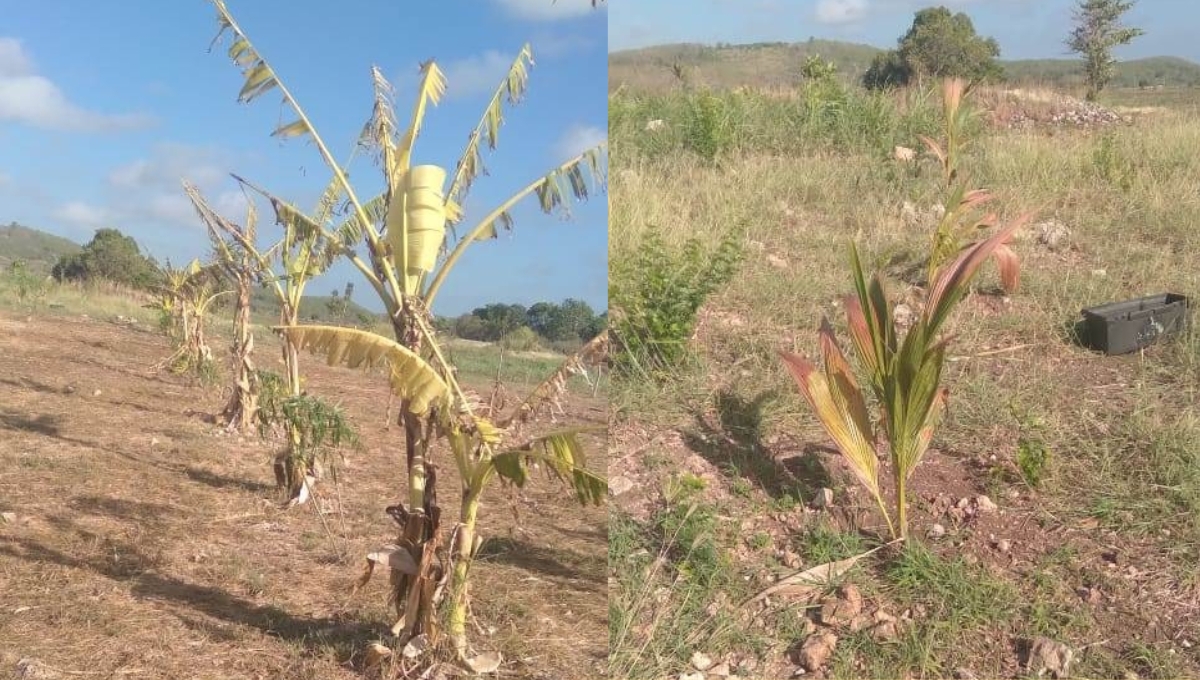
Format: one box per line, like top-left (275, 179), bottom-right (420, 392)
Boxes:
top-left (248, 286), bottom-right (383, 326)
top-left (0, 222), bottom-right (82, 272)
top-left (610, 41), bottom-right (1200, 92)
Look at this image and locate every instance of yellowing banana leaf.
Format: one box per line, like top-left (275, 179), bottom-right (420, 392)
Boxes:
top-left (490, 429), bottom-right (606, 506)
top-left (274, 325), bottom-right (448, 414)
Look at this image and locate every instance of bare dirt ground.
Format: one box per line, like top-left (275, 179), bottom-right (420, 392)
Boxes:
top-left (0, 313), bottom-right (607, 680)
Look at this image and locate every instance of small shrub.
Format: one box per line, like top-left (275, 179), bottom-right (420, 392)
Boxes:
top-left (610, 227), bottom-right (743, 375)
top-left (1017, 437), bottom-right (1051, 489)
top-left (683, 89), bottom-right (736, 162)
top-left (1092, 132), bottom-right (1136, 191)
top-left (499, 326), bottom-right (541, 352)
top-left (6, 260), bottom-right (48, 307)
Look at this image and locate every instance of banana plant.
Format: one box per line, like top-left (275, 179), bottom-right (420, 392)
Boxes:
top-left (182, 177), bottom-right (350, 503)
top-left (283, 326), bottom-right (607, 657)
top-left (204, 0), bottom-right (607, 660)
top-left (152, 258), bottom-right (229, 379)
top-left (185, 182), bottom-right (262, 433)
top-left (781, 214), bottom-right (1029, 540)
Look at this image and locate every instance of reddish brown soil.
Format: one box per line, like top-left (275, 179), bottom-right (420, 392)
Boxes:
top-left (0, 313), bottom-right (606, 680)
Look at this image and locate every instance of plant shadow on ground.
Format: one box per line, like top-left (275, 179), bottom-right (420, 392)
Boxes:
top-left (475, 536), bottom-right (605, 594)
top-left (0, 514), bottom-right (379, 667)
top-left (682, 389), bottom-right (832, 500)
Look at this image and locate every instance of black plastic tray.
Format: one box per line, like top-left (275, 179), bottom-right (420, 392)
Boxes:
top-left (1079, 293), bottom-right (1190, 355)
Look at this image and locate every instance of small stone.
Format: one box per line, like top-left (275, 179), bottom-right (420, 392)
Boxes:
top-left (691, 652), bottom-right (714, 671)
top-left (92, 389), bottom-right (102, 397)
top-left (1005, 488), bottom-right (1021, 500)
top-left (1027, 637), bottom-right (1074, 679)
top-left (781, 549), bottom-right (802, 569)
top-left (797, 631), bottom-right (838, 671)
top-left (1034, 219), bottom-right (1071, 251)
top-left (870, 619), bottom-right (899, 641)
top-left (609, 475), bottom-right (635, 497)
top-left (927, 523), bottom-right (946, 540)
top-left (645, 119), bottom-right (665, 132)
top-left (767, 254), bottom-right (789, 269)
top-left (995, 539), bottom-right (1011, 553)
top-left (975, 495), bottom-right (998, 513)
top-left (819, 584), bottom-right (863, 626)
top-left (708, 662), bottom-right (732, 677)
top-left (812, 488), bottom-right (834, 509)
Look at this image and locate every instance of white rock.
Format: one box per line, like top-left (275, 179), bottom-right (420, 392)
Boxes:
top-left (691, 651), bottom-right (714, 671)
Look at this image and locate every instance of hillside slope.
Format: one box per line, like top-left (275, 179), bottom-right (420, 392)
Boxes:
top-left (0, 222), bottom-right (82, 272)
top-left (610, 41), bottom-right (1200, 92)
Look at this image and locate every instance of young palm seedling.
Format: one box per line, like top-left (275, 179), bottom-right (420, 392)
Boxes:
top-left (781, 215), bottom-right (1028, 540)
top-left (152, 258), bottom-right (229, 382)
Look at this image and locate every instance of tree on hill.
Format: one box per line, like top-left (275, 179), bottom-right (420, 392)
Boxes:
top-left (1067, 0), bottom-right (1145, 101)
top-left (51, 228), bottom-right (160, 290)
top-left (863, 6), bottom-right (1002, 89)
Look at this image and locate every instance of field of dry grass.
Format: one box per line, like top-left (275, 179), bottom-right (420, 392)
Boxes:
top-left (608, 83), bottom-right (1200, 679)
top-left (0, 311), bottom-right (607, 680)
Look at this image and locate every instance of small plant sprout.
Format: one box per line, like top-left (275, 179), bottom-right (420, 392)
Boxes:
top-left (781, 214), bottom-right (1030, 540)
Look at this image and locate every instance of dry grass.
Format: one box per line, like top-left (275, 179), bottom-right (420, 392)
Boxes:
top-left (0, 312), bottom-right (606, 679)
top-left (609, 86), bottom-right (1200, 678)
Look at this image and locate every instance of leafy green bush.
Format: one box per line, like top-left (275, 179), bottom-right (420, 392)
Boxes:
top-left (610, 228), bottom-right (743, 375)
top-left (682, 89), bottom-right (737, 162)
top-left (499, 326), bottom-right (542, 352)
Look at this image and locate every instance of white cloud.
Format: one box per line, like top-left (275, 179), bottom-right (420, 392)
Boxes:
top-left (53, 201), bottom-right (111, 228)
top-left (815, 0), bottom-right (869, 25)
top-left (492, 0), bottom-right (604, 22)
top-left (553, 123), bottom-right (606, 162)
top-left (442, 50), bottom-right (517, 99)
top-left (53, 143), bottom-right (247, 232)
top-left (0, 37), bottom-right (154, 133)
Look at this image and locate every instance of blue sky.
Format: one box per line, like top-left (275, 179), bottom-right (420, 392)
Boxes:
top-left (0, 0), bottom-right (608, 316)
top-left (610, 0), bottom-right (1198, 64)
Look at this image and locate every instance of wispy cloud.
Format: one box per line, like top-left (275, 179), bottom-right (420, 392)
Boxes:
top-left (815, 0), bottom-right (870, 25)
top-left (442, 49), bottom-right (518, 99)
top-left (553, 123), bottom-right (606, 162)
top-left (0, 37), bottom-right (154, 133)
top-left (53, 142), bottom-right (247, 232)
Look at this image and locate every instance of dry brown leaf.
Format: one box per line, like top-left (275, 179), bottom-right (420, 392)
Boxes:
top-left (367, 545), bottom-right (419, 575)
top-left (744, 540), bottom-right (897, 606)
top-left (364, 643), bottom-right (392, 669)
top-left (464, 650), bottom-right (502, 674)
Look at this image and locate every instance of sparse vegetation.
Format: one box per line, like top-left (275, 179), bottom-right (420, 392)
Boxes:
top-left (609, 24), bottom-right (1200, 678)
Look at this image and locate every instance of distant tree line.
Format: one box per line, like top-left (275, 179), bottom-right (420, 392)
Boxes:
top-left (442, 299), bottom-right (607, 351)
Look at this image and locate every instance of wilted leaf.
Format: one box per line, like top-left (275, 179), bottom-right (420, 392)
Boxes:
top-left (745, 542), bottom-right (894, 606)
top-left (274, 325), bottom-right (448, 414)
top-left (366, 545), bottom-right (418, 575)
